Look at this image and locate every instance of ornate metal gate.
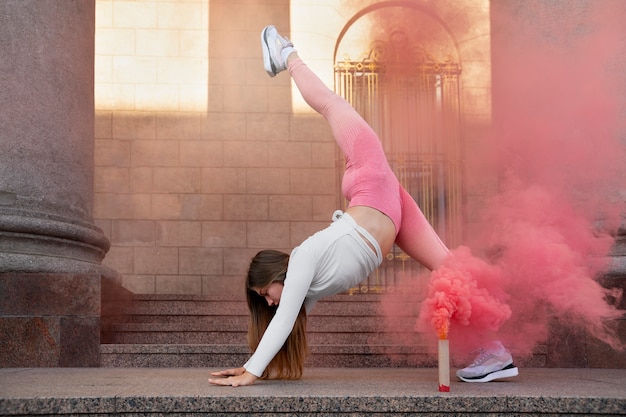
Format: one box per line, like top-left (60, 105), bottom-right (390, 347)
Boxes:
top-left (334, 32), bottom-right (463, 293)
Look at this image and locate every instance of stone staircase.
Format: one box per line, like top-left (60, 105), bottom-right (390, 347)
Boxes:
top-left (100, 252), bottom-right (626, 370)
top-left (100, 293), bottom-right (438, 368)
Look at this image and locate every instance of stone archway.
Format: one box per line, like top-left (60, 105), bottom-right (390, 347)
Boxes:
top-left (332, 2), bottom-right (464, 292)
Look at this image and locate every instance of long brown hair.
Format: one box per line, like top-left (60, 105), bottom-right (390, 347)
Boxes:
top-left (246, 249), bottom-right (309, 379)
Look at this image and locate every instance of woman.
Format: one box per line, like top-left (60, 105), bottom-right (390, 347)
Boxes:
top-left (209, 25), bottom-right (517, 386)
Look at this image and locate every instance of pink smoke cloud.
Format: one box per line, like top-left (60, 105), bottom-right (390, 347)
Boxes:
top-left (417, 247), bottom-right (511, 340)
top-left (381, 1), bottom-right (625, 362)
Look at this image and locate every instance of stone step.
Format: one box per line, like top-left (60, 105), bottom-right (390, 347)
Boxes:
top-left (100, 343), bottom-right (549, 369)
top-left (120, 294), bottom-right (391, 317)
top-left (5, 368), bottom-right (625, 417)
top-left (102, 293), bottom-right (626, 369)
top-left (104, 293), bottom-right (419, 346)
top-left (100, 344), bottom-right (435, 368)
top-left (108, 330), bottom-right (417, 345)
top-left (110, 314), bottom-right (415, 330)
top-left (101, 293), bottom-right (431, 368)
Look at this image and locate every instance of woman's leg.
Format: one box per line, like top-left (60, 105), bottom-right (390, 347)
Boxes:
top-left (287, 56), bottom-right (403, 230)
top-left (288, 56), bottom-right (450, 269)
top-left (287, 56), bottom-right (378, 161)
top-left (395, 187), bottom-right (451, 270)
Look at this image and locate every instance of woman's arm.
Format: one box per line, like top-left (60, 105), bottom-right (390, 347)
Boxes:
top-left (210, 246), bottom-right (316, 386)
top-left (243, 247), bottom-right (315, 376)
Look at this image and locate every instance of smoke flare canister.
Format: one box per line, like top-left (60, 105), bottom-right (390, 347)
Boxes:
top-left (438, 338), bottom-right (450, 392)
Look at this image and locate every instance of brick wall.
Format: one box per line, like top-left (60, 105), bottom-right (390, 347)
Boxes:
top-left (93, 0), bottom-right (492, 296)
top-left (93, 0), bottom-right (337, 296)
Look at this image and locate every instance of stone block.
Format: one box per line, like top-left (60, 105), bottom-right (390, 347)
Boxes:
top-left (94, 112), bottom-right (113, 138)
top-left (155, 275), bottom-right (202, 294)
top-left (180, 141), bottom-right (222, 168)
top-left (136, 29), bottom-right (178, 57)
top-left (202, 275), bottom-right (245, 297)
top-left (111, 220), bottom-right (156, 246)
top-left (131, 140), bottom-right (178, 166)
top-left (585, 319), bottom-right (626, 368)
top-left (156, 113), bottom-right (204, 141)
top-left (247, 221), bottom-right (290, 248)
top-left (152, 167), bottom-right (202, 193)
top-left (95, 139), bottom-right (130, 166)
top-left (151, 194), bottom-right (182, 220)
top-left (289, 168), bottom-right (335, 195)
top-left (311, 142), bottom-right (337, 168)
top-left (94, 192), bottom-right (151, 220)
top-left (178, 248), bottom-right (223, 275)
top-left (59, 316), bottom-right (100, 367)
top-left (102, 246), bottom-right (134, 275)
top-left (0, 274), bottom-right (99, 317)
top-left (247, 113), bottom-right (289, 143)
top-left (113, 56), bottom-right (157, 84)
top-left (94, 167), bottom-right (130, 193)
top-left (0, 317), bottom-right (60, 367)
top-left (546, 316), bottom-right (626, 368)
top-left (158, 2), bottom-right (203, 30)
top-left (101, 275), bottom-right (133, 344)
top-left (312, 195), bottom-right (339, 221)
top-left (290, 114), bottom-right (330, 142)
top-left (0, 273), bottom-right (101, 367)
top-left (205, 113), bottom-right (246, 141)
top-left (121, 275), bottom-right (156, 294)
top-left (290, 221), bottom-right (329, 247)
top-left (246, 168), bottom-right (290, 194)
top-left (201, 167), bottom-right (247, 194)
top-left (96, 28), bottom-right (135, 56)
top-left (113, 2), bottom-right (157, 29)
top-left (112, 111), bottom-right (156, 140)
top-left (269, 141), bottom-right (312, 168)
top-left (222, 248), bottom-right (258, 277)
top-left (130, 167), bottom-right (153, 192)
top-left (223, 141), bottom-right (269, 168)
top-left (179, 194), bottom-right (223, 221)
top-left (223, 195), bottom-right (268, 221)
top-left (269, 195), bottom-right (313, 221)
top-left (156, 220), bottom-right (202, 247)
top-left (201, 221), bottom-right (246, 248)
top-left (134, 247), bottom-right (179, 275)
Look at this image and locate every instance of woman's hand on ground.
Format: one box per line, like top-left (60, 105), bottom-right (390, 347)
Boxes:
top-left (209, 368), bottom-right (257, 387)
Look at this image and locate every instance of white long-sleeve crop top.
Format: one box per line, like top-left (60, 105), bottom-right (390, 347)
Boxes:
top-left (243, 212), bottom-right (382, 377)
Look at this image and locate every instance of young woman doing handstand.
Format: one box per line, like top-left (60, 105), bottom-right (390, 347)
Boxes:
top-left (208, 25), bottom-right (517, 387)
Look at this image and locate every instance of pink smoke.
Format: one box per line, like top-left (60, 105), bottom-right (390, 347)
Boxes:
top-left (381, 1), bottom-right (626, 362)
top-left (408, 176), bottom-right (623, 359)
top-left (478, 179), bottom-right (622, 354)
top-left (417, 247), bottom-right (511, 340)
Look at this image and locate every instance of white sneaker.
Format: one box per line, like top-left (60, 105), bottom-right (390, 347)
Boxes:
top-left (456, 341), bottom-right (519, 382)
top-left (261, 25), bottom-right (295, 77)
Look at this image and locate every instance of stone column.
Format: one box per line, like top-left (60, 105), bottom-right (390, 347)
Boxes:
top-left (0, 0), bottom-right (115, 367)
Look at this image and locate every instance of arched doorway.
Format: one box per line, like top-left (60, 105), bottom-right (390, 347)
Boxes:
top-left (334, 3), bottom-right (463, 293)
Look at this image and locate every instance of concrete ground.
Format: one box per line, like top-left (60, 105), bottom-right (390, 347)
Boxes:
top-left (1, 367), bottom-right (625, 416)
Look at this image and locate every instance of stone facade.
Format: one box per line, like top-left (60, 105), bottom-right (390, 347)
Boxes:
top-left (93, 0), bottom-right (494, 296)
top-left (1, 0), bottom-right (624, 368)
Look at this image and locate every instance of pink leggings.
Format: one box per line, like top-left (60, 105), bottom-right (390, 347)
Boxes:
top-left (288, 58), bottom-right (450, 270)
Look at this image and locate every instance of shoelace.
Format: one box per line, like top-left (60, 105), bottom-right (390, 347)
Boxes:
top-left (468, 348), bottom-right (491, 367)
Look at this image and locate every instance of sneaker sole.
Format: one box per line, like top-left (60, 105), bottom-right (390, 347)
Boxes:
top-left (261, 26), bottom-right (276, 77)
top-left (457, 366), bottom-right (519, 383)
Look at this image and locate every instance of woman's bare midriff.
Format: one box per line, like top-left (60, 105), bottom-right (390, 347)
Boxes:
top-left (345, 205), bottom-right (396, 257)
